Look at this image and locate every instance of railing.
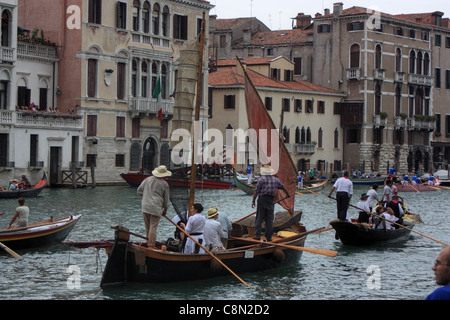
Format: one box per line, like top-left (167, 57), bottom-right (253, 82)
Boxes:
top-left (131, 98), bottom-right (174, 115)
top-left (346, 68), bottom-right (361, 80)
top-left (0, 46), bottom-right (15, 62)
top-left (15, 111), bottom-right (83, 128)
top-left (374, 68), bottom-right (385, 80)
top-left (0, 110), bottom-right (14, 125)
top-left (131, 32), bottom-right (171, 48)
top-left (408, 74), bottom-right (432, 86)
top-left (295, 143), bottom-right (316, 154)
top-left (394, 72), bottom-right (405, 83)
top-left (17, 42), bottom-right (57, 60)
top-left (373, 114), bottom-right (387, 127)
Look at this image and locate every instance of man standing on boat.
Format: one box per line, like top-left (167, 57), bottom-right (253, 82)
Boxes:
top-left (137, 165), bottom-right (171, 248)
top-left (328, 171), bottom-right (353, 221)
top-left (426, 246), bottom-right (450, 300)
top-left (251, 165), bottom-right (290, 242)
top-left (7, 198), bottom-right (29, 229)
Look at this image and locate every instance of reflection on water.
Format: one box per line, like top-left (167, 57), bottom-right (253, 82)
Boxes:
top-left (0, 184), bottom-right (449, 300)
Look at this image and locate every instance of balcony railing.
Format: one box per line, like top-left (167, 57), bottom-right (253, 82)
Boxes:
top-left (394, 72), bottom-right (405, 83)
top-left (16, 111), bottom-right (83, 128)
top-left (346, 68), bottom-right (361, 80)
top-left (373, 114), bottom-right (387, 127)
top-left (131, 98), bottom-right (174, 115)
top-left (131, 32), bottom-right (171, 48)
top-left (17, 42), bottom-right (57, 61)
top-left (0, 46), bottom-right (15, 62)
top-left (295, 143), bottom-right (316, 154)
top-left (408, 74), bottom-right (432, 86)
top-left (374, 68), bottom-right (385, 80)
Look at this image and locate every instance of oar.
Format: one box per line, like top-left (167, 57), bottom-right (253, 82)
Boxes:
top-left (163, 215), bottom-right (254, 288)
top-left (408, 182), bottom-right (420, 193)
top-left (0, 241), bottom-right (22, 259)
top-left (230, 236), bottom-right (338, 257)
top-left (297, 188), bottom-right (319, 195)
top-left (328, 197), bottom-right (448, 247)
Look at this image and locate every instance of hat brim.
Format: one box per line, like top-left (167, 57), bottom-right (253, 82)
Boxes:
top-left (260, 167), bottom-right (275, 175)
top-left (152, 170), bottom-right (172, 178)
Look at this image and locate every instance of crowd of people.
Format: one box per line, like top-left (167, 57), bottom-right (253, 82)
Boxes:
top-left (0, 175), bottom-right (32, 191)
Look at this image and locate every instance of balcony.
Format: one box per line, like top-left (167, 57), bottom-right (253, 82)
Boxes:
top-left (407, 117), bottom-right (436, 131)
top-left (17, 42), bottom-right (57, 62)
top-left (15, 111), bottom-right (83, 129)
top-left (346, 68), bottom-right (361, 80)
top-left (394, 116), bottom-right (407, 129)
top-left (295, 143), bottom-right (316, 154)
top-left (0, 110), bottom-right (14, 125)
top-left (374, 68), bottom-right (385, 80)
top-left (131, 98), bottom-right (174, 116)
top-left (394, 72), bottom-right (405, 83)
top-left (408, 74), bottom-right (432, 86)
top-left (0, 46), bottom-right (15, 63)
top-left (131, 32), bottom-right (171, 48)
top-left (373, 114), bottom-right (387, 128)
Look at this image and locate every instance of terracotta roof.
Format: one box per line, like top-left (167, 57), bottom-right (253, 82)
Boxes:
top-left (242, 28), bottom-right (312, 46)
top-left (317, 6), bottom-right (449, 31)
top-left (209, 65), bottom-right (342, 95)
top-left (215, 17), bottom-right (255, 31)
top-left (216, 56), bottom-right (288, 67)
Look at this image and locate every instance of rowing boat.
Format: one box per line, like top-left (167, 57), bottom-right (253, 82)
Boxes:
top-left (0, 215), bottom-right (81, 250)
top-left (0, 173), bottom-right (47, 199)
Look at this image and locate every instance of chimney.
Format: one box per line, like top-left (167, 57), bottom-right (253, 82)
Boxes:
top-left (242, 28), bottom-right (251, 45)
top-left (294, 13), bottom-right (312, 29)
top-left (324, 8), bottom-right (330, 16)
top-left (333, 2), bottom-right (343, 16)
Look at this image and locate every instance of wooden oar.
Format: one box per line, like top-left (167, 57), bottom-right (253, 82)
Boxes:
top-left (408, 182), bottom-right (420, 193)
top-left (230, 236), bottom-right (338, 257)
top-left (297, 188), bottom-right (319, 195)
top-left (328, 197), bottom-right (448, 247)
top-left (163, 215), bottom-right (254, 288)
top-left (0, 241), bottom-right (22, 259)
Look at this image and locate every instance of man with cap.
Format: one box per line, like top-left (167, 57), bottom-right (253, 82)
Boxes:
top-left (137, 165), bottom-right (171, 248)
top-left (204, 207), bottom-right (225, 252)
top-left (356, 193), bottom-right (371, 223)
top-left (251, 164), bottom-right (290, 242)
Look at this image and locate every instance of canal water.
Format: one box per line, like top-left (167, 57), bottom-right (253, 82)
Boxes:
top-left (0, 183), bottom-right (448, 301)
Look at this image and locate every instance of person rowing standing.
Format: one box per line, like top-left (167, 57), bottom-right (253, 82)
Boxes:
top-left (328, 170), bottom-right (353, 221)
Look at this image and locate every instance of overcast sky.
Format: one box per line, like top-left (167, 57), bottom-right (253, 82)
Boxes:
top-left (209, 0), bottom-right (450, 30)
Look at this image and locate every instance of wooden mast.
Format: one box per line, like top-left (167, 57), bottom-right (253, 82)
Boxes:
top-left (188, 12), bottom-right (206, 215)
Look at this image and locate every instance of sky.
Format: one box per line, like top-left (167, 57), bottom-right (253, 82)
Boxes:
top-left (209, 0), bottom-right (450, 30)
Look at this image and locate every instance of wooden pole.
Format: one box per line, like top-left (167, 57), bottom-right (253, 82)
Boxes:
top-left (0, 241), bottom-right (22, 259)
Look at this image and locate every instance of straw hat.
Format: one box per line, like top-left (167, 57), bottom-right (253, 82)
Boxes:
top-left (260, 165), bottom-right (275, 176)
top-left (152, 165), bottom-right (172, 178)
top-left (207, 207), bottom-right (219, 219)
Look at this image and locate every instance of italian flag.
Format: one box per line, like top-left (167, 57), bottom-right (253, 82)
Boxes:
top-left (153, 77), bottom-right (163, 121)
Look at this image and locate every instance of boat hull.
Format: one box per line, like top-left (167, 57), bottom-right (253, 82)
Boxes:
top-left (0, 215), bottom-right (81, 250)
top-left (395, 183), bottom-right (438, 192)
top-left (0, 173), bottom-right (47, 199)
top-left (330, 177), bottom-right (385, 186)
top-left (120, 173), bottom-right (232, 189)
top-left (330, 221), bottom-right (413, 246)
top-left (100, 229), bottom-right (307, 287)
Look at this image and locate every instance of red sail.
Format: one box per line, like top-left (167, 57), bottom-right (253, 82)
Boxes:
top-left (243, 71), bottom-right (297, 214)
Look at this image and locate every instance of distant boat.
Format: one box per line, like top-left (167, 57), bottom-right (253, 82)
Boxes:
top-left (0, 173), bottom-right (47, 199)
top-left (0, 215), bottom-right (81, 250)
top-left (330, 176), bottom-right (385, 186)
top-left (120, 171), bottom-right (232, 189)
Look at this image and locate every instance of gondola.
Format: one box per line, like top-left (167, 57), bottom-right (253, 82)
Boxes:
top-left (0, 215), bottom-right (81, 250)
top-left (0, 173), bottom-right (48, 199)
top-left (395, 183), bottom-right (438, 192)
top-left (330, 176), bottom-right (386, 186)
top-left (330, 219), bottom-right (415, 246)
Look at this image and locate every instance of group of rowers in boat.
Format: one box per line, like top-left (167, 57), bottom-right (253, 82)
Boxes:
top-left (354, 193), bottom-right (408, 231)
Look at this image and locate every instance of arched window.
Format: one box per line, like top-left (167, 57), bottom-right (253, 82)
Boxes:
top-left (334, 129), bottom-right (339, 149)
top-left (375, 81), bottom-right (382, 115)
top-left (416, 51), bottom-right (423, 75)
top-left (423, 53), bottom-right (430, 76)
top-left (142, 1), bottom-right (150, 33)
top-left (395, 85), bottom-right (401, 116)
top-left (301, 127), bottom-right (306, 143)
top-left (161, 64), bottom-right (167, 99)
top-left (162, 6), bottom-right (170, 37)
top-left (295, 127), bottom-right (301, 144)
top-left (306, 127), bottom-right (311, 143)
top-left (409, 50), bottom-right (416, 74)
top-left (395, 48), bottom-right (402, 72)
top-left (283, 126), bottom-right (290, 143)
top-left (1, 10), bottom-right (11, 47)
top-left (151, 62), bottom-right (158, 96)
top-left (152, 3), bottom-right (160, 35)
top-left (131, 59), bottom-right (137, 97)
top-left (375, 44), bottom-right (382, 69)
top-left (132, 0), bottom-right (141, 32)
top-left (141, 61), bottom-right (148, 97)
top-left (350, 44), bottom-right (360, 68)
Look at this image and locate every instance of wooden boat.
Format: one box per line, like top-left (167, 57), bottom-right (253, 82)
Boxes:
top-left (330, 176), bottom-right (385, 186)
top-left (0, 173), bottom-right (47, 199)
top-left (395, 183), bottom-right (438, 192)
top-left (120, 172), bottom-right (232, 189)
top-left (330, 220), bottom-right (414, 246)
top-left (0, 215), bottom-right (81, 250)
top-left (100, 222), bottom-right (311, 287)
top-left (235, 174), bottom-right (327, 196)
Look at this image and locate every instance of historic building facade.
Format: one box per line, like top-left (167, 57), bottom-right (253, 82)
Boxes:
top-left (18, 0), bottom-right (213, 184)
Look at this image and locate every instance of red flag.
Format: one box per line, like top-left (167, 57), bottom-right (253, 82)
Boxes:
top-left (158, 108), bottom-right (163, 122)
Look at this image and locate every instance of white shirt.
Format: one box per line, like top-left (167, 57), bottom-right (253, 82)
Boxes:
top-left (204, 219), bottom-right (224, 248)
top-left (382, 185), bottom-right (391, 202)
top-left (333, 177), bottom-right (353, 194)
top-left (375, 213), bottom-right (392, 229)
top-left (366, 189), bottom-right (379, 208)
top-left (217, 213), bottom-right (232, 239)
top-left (356, 200), bottom-right (370, 214)
top-left (185, 213), bottom-right (205, 236)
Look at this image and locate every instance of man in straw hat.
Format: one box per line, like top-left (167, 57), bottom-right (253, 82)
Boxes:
top-left (137, 165), bottom-right (172, 248)
top-left (204, 207), bottom-right (225, 252)
top-left (251, 164), bottom-right (290, 242)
